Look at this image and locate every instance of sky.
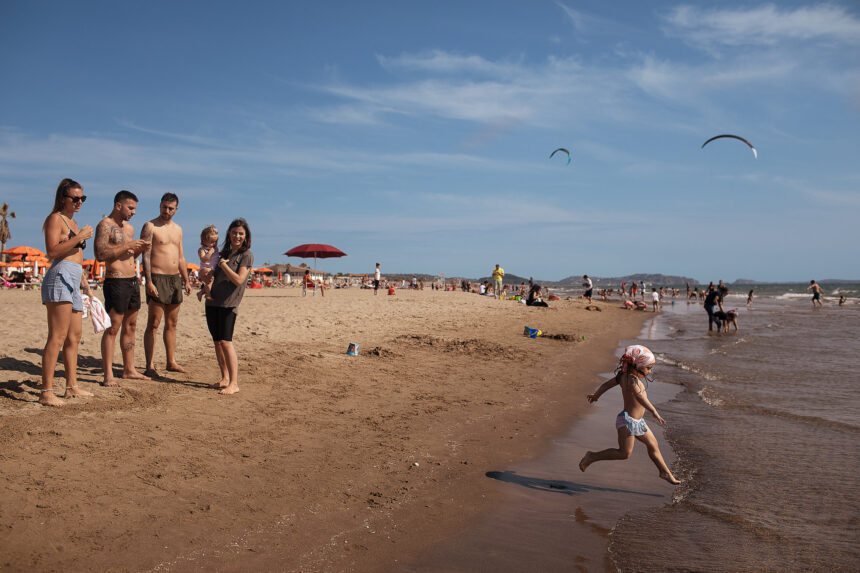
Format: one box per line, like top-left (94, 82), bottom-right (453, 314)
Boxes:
top-left (1, 1), bottom-right (858, 283)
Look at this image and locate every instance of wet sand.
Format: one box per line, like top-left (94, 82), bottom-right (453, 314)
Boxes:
top-left (0, 287), bottom-right (650, 571)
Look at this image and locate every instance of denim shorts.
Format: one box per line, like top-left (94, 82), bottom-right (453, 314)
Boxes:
top-left (41, 260), bottom-right (84, 312)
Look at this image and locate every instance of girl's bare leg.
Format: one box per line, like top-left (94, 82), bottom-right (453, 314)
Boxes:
top-left (62, 310), bottom-right (93, 398)
top-left (580, 427), bottom-right (635, 471)
top-left (636, 431), bottom-right (680, 484)
top-left (41, 302), bottom-right (72, 406)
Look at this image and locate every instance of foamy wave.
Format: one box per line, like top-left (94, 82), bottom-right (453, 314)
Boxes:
top-left (698, 386), bottom-right (725, 407)
top-left (660, 355), bottom-right (721, 381)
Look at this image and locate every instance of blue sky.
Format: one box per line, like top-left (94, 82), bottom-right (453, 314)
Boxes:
top-left (1, 1), bottom-right (858, 282)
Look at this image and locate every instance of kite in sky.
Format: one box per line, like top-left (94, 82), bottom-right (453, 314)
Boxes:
top-left (701, 134), bottom-right (757, 159)
top-left (550, 148), bottom-right (571, 165)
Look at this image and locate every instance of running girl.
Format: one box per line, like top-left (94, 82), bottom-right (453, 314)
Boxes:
top-left (579, 345), bottom-right (680, 485)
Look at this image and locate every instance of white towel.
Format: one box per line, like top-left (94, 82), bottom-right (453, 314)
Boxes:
top-left (82, 294), bottom-right (111, 334)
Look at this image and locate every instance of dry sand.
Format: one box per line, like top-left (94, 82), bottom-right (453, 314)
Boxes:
top-left (0, 286), bottom-right (654, 571)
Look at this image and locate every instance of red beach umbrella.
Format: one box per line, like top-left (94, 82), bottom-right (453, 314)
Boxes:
top-left (284, 243), bottom-right (346, 270)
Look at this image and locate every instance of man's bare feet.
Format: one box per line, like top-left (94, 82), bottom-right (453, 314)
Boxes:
top-left (579, 452), bottom-right (592, 472)
top-left (166, 363), bottom-right (186, 373)
top-left (143, 368), bottom-right (159, 379)
top-left (102, 377), bottom-right (121, 387)
top-left (209, 379), bottom-right (229, 389)
top-left (38, 390), bottom-right (65, 407)
top-left (218, 383), bottom-right (239, 395)
top-left (63, 386), bottom-right (94, 398)
top-left (660, 472), bottom-right (681, 485)
top-left (121, 370), bottom-right (151, 380)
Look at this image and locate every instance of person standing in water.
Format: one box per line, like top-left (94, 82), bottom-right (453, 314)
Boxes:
top-left (579, 345), bottom-right (680, 485)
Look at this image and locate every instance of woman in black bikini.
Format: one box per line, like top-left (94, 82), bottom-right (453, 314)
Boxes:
top-left (39, 178), bottom-right (95, 406)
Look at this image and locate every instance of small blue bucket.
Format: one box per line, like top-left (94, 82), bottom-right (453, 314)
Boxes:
top-left (346, 342), bottom-right (359, 356)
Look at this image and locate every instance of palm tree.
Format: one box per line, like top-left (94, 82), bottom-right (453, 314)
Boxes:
top-left (0, 203), bottom-right (16, 262)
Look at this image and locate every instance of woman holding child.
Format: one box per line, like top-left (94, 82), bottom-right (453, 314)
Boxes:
top-left (205, 218), bottom-right (254, 395)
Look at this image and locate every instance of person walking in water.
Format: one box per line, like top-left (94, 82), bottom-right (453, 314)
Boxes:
top-left (807, 280), bottom-right (823, 308)
top-left (579, 345), bottom-right (680, 485)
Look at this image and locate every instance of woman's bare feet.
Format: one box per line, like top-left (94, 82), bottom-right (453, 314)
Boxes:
top-left (218, 383), bottom-right (239, 395)
top-left (209, 378), bottom-right (229, 389)
top-left (166, 363), bottom-right (186, 373)
top-left (38, 390), bottom-right (65, 407)
top-left (102, 376), bottom-right (122, 387)
top-left (660, 471), bottom-right (681, 485)
top-left (579, 452), bottom-right (593, 472)
top-left (63, 386), bottom-right (94, 398)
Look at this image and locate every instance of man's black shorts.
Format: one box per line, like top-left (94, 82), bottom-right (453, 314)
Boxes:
top-left (103, 277), bottom-right (141, 314)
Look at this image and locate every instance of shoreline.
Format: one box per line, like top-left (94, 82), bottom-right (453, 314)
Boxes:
top-left (0, 287), bottom-right (652, 571)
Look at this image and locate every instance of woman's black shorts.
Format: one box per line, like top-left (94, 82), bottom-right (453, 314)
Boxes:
top-left (205, 305), bottom-right (237, 342)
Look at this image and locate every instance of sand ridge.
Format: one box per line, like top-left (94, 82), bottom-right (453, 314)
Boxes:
top-left (0, 287), bottom-right (647, 571)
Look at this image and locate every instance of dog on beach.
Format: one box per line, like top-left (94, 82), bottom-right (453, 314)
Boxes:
top-left (713, 310), bottom-right (739, 332)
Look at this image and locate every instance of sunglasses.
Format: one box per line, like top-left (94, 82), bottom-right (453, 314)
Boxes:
top-left (65, 194), bottom-right (87, 204)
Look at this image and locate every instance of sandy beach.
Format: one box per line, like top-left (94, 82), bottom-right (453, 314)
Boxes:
top-left (0, 286), bottom-right (655, 571)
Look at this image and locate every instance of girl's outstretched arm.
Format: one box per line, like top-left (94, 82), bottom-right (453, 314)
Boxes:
top-left (633, 382), bottom-right (666, 424)
top-left (586, 373), bottom-right (621, 403)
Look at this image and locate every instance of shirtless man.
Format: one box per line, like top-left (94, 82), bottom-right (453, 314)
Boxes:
top-left (579, 345), bottom-right (680, 485)
top-left (140, 193), bottom-right (191, 377)
top-left (94, 190), bottom-right (152, 386)
top-left (807, 280), bottom-right (823, 308)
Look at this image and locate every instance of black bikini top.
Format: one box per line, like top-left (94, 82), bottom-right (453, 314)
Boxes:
top-left (59, 214), bottom-right (86, 250)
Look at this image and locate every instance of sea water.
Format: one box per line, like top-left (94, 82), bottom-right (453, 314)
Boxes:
top-left (609, 286), bottom-right (860, 571)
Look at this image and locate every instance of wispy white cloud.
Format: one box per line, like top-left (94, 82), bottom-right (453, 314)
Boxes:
top-left (377, 51), bottom-right (522, 77)
top-left (556, 2), bottom-right (587, 32)
top-left (0, 129), bottom-right (527, 183)
top-left (774, 175), bottom-right (860, 207)
top-left (664, 4), bottom-right (860, 48)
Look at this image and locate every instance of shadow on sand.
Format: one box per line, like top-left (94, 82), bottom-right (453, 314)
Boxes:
top-left (486, 470), bottom-right (664, 498)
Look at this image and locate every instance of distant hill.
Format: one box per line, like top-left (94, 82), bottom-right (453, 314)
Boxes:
top-left (553, 273), bottom-right (698, 287)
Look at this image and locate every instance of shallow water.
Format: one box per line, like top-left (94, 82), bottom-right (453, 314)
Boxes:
top-left (609, 296), bottom-right (860, 571)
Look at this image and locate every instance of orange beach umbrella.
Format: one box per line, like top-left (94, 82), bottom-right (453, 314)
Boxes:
top-left (1, 246), bottom-right (46, 259)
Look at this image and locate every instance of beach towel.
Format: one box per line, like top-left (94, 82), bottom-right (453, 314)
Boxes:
top-left (81, 294), bottom-right (111, 334)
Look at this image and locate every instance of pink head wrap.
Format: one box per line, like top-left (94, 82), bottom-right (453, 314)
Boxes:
top-left (620, 345), bottom-right (655, 373)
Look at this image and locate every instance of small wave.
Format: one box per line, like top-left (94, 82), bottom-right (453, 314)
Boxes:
top-left (731, 403), bottom-right (860, 433)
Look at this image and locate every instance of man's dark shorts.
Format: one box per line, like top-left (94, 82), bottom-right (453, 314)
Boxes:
top-left (374, 279), bottom-right (380, 290)
top-left (147, 273), bottom-right (183, 305)
top-left (812, 292), bottom-right (821, 301)
top-left (585, 288), bottom-right (593, 298)
top-left (103, 277), bottom-right (141, 314)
